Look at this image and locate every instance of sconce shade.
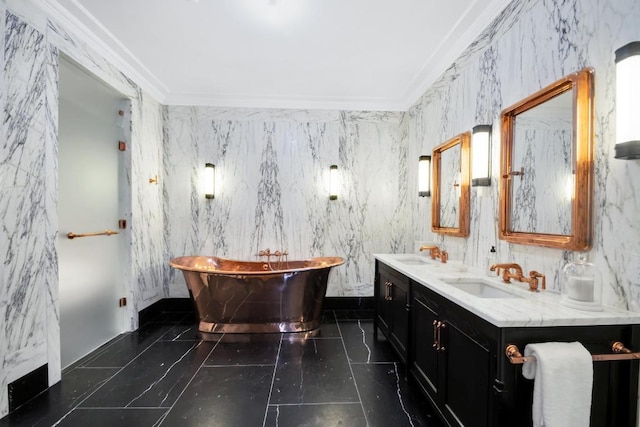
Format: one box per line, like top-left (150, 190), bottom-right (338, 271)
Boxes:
top-left (471, 125), bottom-right (492, 186)
top-left (418, 155), bottom-right (431, 197)
top-left (615, 41), bottom-right (640, 159)
top-left (329, 165), bottom-right (338, 200)
top-left (204, 163), bottom-right (215, 199)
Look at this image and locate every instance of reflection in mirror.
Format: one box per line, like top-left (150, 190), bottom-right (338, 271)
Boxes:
top-left (499, 68), bottom-right (594, 250)
top-left (440, 144), bottom-right (461, 228)
top-left (432, 132), bottom-right (470, 237)
top-left (510, 90), bottom-right (573, 235)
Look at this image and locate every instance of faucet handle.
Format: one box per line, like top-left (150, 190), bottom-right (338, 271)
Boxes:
top-left (529, 271), bottom-right (546, 290)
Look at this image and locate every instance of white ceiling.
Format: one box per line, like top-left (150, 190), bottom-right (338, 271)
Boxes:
top-left (47, 0), bottom-right (512, 111)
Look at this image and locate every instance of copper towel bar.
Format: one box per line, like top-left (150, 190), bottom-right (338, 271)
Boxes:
top-left (67, 229), bottom-right (119, 239)
top-left (505, 342), bottom-right (640, 364)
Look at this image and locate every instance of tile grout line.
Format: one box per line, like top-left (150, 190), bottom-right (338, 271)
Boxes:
top-left (153, 333), bottom-right (221, 427)
top-left (51, 324), bottom-right (183, 426)
top-left (262, 333), bottom-right (284, 427)
top-left (335, 311), bottom-right (370, 427)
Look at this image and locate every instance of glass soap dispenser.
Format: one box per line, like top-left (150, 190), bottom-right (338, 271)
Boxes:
top-left (560, 253), bottom-right (603, 311)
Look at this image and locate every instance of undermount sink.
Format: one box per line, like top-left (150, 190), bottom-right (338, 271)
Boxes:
top-left (393, 257), bottom-right (432, 265)
top-left (442, 278), bottom-right (521, 299)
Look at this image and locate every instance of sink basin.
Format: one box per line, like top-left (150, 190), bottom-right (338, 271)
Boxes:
top-left (393, 257), bottom-right (431, 265)
top-left (442, 278), bottom-right (521, 299)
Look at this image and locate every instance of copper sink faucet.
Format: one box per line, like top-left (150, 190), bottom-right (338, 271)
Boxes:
top-left (490, 263), bottom-right (546, 292)
top-left (419, 245), bottom-right (448, 263)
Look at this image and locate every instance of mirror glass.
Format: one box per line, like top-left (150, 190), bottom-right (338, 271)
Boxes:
top-left (432, 132), bottom-right (470, 237)
top-left (499, 68), bottom-right (594, 250)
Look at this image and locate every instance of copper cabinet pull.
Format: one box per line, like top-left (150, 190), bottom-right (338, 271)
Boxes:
top-left (438, 322), bottom-right (446, 352)
top-left (385, 281), bottom-right (393, 301)
top-left (67, 229), bottom-right (119, 239)
top-left (432, 320), bottom-right (439, 349)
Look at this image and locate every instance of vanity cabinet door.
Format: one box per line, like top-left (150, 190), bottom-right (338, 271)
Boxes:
top-left (375, 262), bottom-right (410, 362)
top-left (439, 319), bottom-right (490, 427)
top-left (389, 277), bottom-right (410, 359)
top-left (411, 287), bottom-right (441, 398)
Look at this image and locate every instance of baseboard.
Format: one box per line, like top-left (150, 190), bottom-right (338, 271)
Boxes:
top-left (323, 296), bottom-right (374, 310)
top-left (138, 298), bottom-right (193, 325)
top-left (8, 364), bottom-right (48, 413)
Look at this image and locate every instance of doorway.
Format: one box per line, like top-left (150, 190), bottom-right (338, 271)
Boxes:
top-left (58, 57), bottom-right (128, 368)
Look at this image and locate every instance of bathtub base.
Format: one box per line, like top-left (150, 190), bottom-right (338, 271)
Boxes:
top-left (197, 319), bottom-right (321, 338)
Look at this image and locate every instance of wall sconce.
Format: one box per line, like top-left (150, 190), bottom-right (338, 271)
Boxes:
top-left (471, 125), bottom-right (492, 185)
top-left (329, 165), bottom-right (338, 200)
top-left (204, 163), bottom-right (215, 199)
top-left (418, 155), bottom-right (431, 197)
top-left (615, 41), bottom-right (640, 159)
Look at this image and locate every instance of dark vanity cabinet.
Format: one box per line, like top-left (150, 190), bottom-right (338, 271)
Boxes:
top-left (375, 262), bottom-right (410, 361)
top-left (374, 260), bottom-right (640, 427)
top-left (412, 281), bottom-right (498, 427)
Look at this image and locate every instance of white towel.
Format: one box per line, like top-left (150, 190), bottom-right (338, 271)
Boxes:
top-left (521, 342), bottom-right (593, 427)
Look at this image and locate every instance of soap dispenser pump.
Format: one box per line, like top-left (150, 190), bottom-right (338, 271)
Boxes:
top-left (486, 246), bottom-right (497, 276)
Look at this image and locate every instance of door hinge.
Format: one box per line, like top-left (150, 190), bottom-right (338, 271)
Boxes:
top-left (118, 219), bottom-right (127, 229)
top-left (118, 297), bottom-right (127, 307)
top-left (118, 141), bottom-right (126, 151)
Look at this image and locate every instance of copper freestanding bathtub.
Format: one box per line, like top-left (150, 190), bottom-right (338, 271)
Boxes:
top-left (169, 255), bottom-right (344, 337)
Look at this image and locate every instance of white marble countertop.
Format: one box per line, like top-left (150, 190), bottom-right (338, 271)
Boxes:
top-left (374, 253), bottom-right (640, 328)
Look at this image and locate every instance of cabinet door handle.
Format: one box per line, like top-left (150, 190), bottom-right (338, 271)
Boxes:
top-left (385, 281), bottom-right (393, 301)
top-left (432, 320), bottom-right (439, 349)
top-left (438, 322), bottom-right (446, 352)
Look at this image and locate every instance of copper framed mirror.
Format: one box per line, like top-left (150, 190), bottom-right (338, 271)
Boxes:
top-left (432, 132), bottom-right (470, 237)
top-left (499, 67), bottom-right (594, 250)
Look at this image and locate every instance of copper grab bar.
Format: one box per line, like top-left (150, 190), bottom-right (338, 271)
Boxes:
top-left (67, 229), bottom-right (119, 240)
top-left (505, 342), bottom-right (640, 364)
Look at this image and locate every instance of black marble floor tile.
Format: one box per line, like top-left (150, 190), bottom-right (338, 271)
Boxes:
top-left (339, 320), bottom-right (401, 363)
top-left (144, 311), bottom-right (193, 324)
top-left (55, 408), bottom-right (167, 427)
top-left (158, 323), bottom-right (201, 341)
top-left (264, 403), bottom-right (367, 427)
top-left (204, 334), bottom-right (280, 366)
top-left (80, 340), bottom-right (215, 408)
top-left (159, 366), bottom-right (273, 426)
top-left (76, 324), bottom-right (174, 368)
top-left (271, 338), bottom-right (359, 404)
top-left (0, 368), bottom-right (118, 427)
top-left (352, 363), bottom-right (444, 427)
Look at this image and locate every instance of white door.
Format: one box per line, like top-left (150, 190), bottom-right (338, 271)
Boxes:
top-left (58, 58), bottom-right (126, 368)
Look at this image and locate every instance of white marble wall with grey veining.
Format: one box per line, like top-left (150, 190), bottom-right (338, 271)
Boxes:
top-left (0, 10), bottom-right (52, 414)
top-left (0, 1), bottom-right (166, 418)
top-left (408, 0), bottom-right (640, 312)
top-left (163, 107), bottom-right (410, 297)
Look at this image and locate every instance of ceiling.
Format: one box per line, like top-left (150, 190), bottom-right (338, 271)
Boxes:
top-left (47, 0), bottom-right (512, 111)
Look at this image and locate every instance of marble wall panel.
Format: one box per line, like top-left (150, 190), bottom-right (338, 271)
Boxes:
top-left (164, 107), bottom-right (409, 297)
top-left (407, 0), bottom-right (640, 311)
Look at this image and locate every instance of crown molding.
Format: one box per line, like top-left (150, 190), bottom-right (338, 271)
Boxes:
top-left (399, 0), bottom-right (513, 110)
top-left (166, 91), bottom-right (408, 112)
top-left (36, 0), bottom-right (168, 103)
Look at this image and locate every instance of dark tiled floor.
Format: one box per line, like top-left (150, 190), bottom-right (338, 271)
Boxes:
top-left (0, 310), bottom-right (444, 427)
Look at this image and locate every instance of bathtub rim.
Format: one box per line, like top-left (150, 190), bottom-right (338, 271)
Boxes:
top-left (168, 255), bottom-right (345, 276)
